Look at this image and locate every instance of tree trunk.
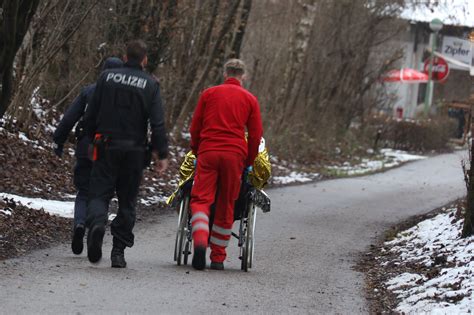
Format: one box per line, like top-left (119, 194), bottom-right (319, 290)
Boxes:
top-left (168, 0), bottom-right (220, 125)
top-left (173, 0), bottom-right (241, 137)
top-left (229, 0), bottom-right (252, 59)
top-left (0, 0), bottom-right (40, 119)
top-left (462, 116), bottom-right (474, 237)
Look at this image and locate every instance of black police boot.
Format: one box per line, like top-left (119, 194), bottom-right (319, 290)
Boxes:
top-left (87, 224), bottom-right (105, 263)
top-left (71, 224), bottom-right (85, 255)
top-left (210, 262), bottom-right (224, 270)
top-left (111, 240), bottom-right (127, 268)
top-left (192, 246), bottom-right (206, 270)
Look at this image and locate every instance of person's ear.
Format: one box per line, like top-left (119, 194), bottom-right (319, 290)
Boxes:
top-left (142, 55), bottom-right (148, 67)
top-left (223, 72), bottom-right (228, 80)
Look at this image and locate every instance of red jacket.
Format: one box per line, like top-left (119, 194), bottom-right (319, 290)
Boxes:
top-left (190, 78), bottom-right (263, 167)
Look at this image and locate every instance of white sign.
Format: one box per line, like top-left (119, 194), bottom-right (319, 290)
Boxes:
top-left (442, 36), bottom-right (472, 69)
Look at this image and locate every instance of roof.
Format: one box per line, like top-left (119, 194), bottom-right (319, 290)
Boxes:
top-left (400, 0), bottom-right (474, 28)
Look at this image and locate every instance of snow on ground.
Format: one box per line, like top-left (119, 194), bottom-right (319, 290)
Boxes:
top-left (272, 171), bottom-right (317, 185)
top-left (0, 209), bottom-right (12, 216)
top-left (140, 195), bottom-right (168, 207)
top-left (0, 193), bottom-right (119, 220)
top-left (383, 207), bottom-right (474, 313)
top-left (269, 155), bottom-right (320, 185)
top-left (1, 193), bottom-right (75, 218)
top-left (401, 0), bottom-right (474, 27)
top-left (327, 149), bottom-right (426, 176)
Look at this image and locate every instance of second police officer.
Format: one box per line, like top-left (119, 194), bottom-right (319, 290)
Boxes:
top-left (53, 57), bottom-right (123, 256)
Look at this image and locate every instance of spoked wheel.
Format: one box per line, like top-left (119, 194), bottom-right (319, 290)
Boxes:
top-left (241, 201), bottom-right (257, 272)
top-left (183, 202), bottom-right (192, 266)
top-left (175, 194), bottom-right (190, 265)
top-left (174, 197), bottom-right (185, 262)
top-left (183, 234), bottom-right (192, 265)
top-left (247, 202), bottom-right (257, 269)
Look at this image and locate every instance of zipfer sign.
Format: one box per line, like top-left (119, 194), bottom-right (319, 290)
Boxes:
top-left (424, 56), bottom-right (449, 82)
top-left (442, 36), bottom-right (473, 66)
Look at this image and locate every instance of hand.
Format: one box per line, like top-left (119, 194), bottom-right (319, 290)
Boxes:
top-left (53, 143), bottom-right (64, 157)
top-left (156, 158), bottom-right (169, 175)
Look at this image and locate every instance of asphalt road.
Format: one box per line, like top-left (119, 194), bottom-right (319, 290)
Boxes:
top-left (0, 152), bottom-right (465, 314)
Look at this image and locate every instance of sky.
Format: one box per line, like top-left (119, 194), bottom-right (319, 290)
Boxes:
top-left (400, 0), bottom-right (474, 27)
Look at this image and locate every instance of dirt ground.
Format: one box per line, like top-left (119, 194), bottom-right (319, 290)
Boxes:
top-left (0, 198), bottom-right (71, 260)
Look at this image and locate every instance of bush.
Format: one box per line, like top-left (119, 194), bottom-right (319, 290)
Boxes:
top-left (368, 115), bottom-right (457, 152)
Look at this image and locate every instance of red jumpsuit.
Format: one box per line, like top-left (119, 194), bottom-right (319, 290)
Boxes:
top-left (189, 77), bottom-right (263, 263)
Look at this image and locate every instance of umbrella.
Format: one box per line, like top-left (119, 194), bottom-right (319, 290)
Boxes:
top-left (382, 68), bottom-right (429, 83)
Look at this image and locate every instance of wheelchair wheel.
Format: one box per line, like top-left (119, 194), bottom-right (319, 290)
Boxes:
top-left (241, 201), bottom-right (257, 272)
top-left (174, 197), bottom-right (185, 262)
top-left (248, 202), bottom-right (257, 269)
top-left (175, 194), bottom-right (190, 266)
top-left (183, 235), bottom-right (192, 265)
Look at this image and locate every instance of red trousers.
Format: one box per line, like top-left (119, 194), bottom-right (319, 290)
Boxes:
top-left (190, 151), bottom-right (244, 263)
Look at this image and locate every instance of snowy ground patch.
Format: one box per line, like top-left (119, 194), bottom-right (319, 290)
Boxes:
top-left (269, 155), bottom-right (320, 185)
top-left (382, 207), bottom-right (474, 313)
top-left (0, 193), bottom-right (122, 220)
top-left (0, 209), bottom-right (12, 216)
top-left (327, 149), bottom-right (426, 176)
top-left (140, 195), bottom-right (168, 207)
top-left (272, 171), bottom-right (318, 185)
top-left (1, 193), bottom-right (75, 218)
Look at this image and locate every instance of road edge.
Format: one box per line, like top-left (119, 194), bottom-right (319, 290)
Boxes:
top-left (354, 198), bottom-right (465, 313)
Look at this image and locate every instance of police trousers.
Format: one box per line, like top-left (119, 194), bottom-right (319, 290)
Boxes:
top-left (73, 158), bottom-right (93, 226)
top-left (86, 148), bottom-right (144, 247)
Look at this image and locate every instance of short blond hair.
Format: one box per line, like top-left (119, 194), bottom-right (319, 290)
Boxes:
top-left (224, 59), bottom-right (246, 77)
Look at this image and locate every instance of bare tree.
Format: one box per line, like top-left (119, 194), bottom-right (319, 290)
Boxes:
top-left (173, 0), bottom-right (243, 136)
top-left (462, 139), bottom-right (474, 237)
top-left (6, 0), bottom-right (100, 129)
top-left (0, 0), bottom-right (40, 119)
top-left (242, 0), bottom-right (405, 159)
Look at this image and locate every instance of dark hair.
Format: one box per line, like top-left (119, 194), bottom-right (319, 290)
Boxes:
top-left (126, 40), bottom-right (147, 62)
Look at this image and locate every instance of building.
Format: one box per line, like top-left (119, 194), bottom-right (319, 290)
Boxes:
top-left (387, 1), bottom-right (474, 118)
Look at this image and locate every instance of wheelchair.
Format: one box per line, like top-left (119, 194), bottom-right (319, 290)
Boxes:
top-left (172, 178), bottom-right (270, 271)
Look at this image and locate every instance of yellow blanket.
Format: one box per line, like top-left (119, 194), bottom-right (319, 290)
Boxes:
top-left (167, 146), bottom-right (272, 205)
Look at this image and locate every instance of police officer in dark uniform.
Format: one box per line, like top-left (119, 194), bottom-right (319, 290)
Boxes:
top-left (83, 40), bottom-right (169, 268)
top-left (53, 57), bottom-right (124, 255)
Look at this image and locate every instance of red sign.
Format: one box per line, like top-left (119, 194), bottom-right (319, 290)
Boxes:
top-left (423, 56), bottom-right (449, 81)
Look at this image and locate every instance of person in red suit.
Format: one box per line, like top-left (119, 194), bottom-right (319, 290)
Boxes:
top-left (189, 59), bottom-right (263, 271)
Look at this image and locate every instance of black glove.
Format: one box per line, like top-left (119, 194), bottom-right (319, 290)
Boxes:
top-left (54, 143), bottom-right (64, 157)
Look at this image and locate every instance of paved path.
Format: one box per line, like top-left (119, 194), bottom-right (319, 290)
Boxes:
top-left (0, 152), bottom-right (465, 314)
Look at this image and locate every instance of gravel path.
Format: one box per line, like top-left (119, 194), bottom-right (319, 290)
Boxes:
top-left (0, 152), bottom-right (465, 314)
